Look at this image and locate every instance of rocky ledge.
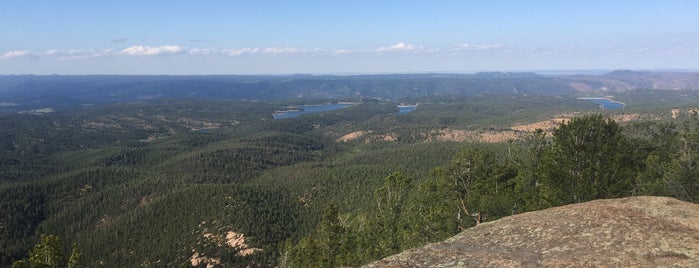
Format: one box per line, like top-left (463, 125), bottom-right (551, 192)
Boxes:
top-left (364, 196), bottom-right (699, 268)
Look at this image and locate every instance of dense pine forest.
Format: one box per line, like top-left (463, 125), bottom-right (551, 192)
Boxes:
top-left (2, 76), bottom-right (699, 267)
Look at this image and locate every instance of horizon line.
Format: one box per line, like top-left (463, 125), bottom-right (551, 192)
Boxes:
top-left (2, 68), bottom-right (699, 77)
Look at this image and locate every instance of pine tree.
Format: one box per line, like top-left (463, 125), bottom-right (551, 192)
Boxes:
top-left (317, 204), bottom-right (344, 267)
top-left (28, 234), bottom-right (63, 268)
top-left (66, 243), bottom-right (81, 268)
top-left (11, 234), bottom-right (81, 268)
top-left (539, 115), bottom-right (635, 207)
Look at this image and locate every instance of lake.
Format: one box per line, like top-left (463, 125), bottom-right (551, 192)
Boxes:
top-left (396, 105), bottom-right (417, 115)
top-left (272, 103), bottom-right (355, 119)
top-left (579, 98), bottom-right (625, 110)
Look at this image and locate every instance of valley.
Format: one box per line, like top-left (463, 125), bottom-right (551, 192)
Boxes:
top-left (1, 72), bottom-right (699, 267)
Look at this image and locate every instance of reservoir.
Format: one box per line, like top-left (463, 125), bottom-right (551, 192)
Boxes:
top-left (273, 103), bottom-right (354, 119)
top-left (579, 98), bottom-right (625, 110)
top-left (396, 104), bottom-right (417, 115)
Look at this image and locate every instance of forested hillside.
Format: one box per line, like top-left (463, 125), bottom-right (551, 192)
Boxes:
top-left (3, 71), bottom-right (699, 113)
top-left (1, 88), bottom-right (699, 267)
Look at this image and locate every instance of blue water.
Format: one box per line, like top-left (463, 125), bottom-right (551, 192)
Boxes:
top-left (273, 103), bottom-right (353, 119)
top-left (396, 105), bottom-right (417, 115)
top-left (581, 98), bottom-right (625, 110)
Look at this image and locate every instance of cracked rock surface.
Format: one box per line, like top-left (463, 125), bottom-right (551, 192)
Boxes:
top-left (364, 196), bottom-right (699, 268)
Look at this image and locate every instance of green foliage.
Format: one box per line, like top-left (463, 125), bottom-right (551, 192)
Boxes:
top-left (286, 171), bottom-right (456, 266)
top-left (654, 126), bottom-right (699, 202)
top-left (28, 234), bottom-right (63, 268)
top-left (3, 93), bottom-right (699, 267)
top-left (0, 184), bottom-right (47, 265)
top-left (66, 243), bottom-right (80, 268)
top-left (400, 176), bottom-right (458, 248)
top-left (11, 234), bottom-right (80, 268)
top-left (432, 146), bottom-right (519, 227)
top-left (10, 260), bottom-right (29, 268)
top-left (538, 115), bottom-right (636, 207)
top-left (514, 130), bottom-right (549, 211)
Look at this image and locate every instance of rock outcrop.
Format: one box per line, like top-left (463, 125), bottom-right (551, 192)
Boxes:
top-left (364, 196), bottom-right (699, 267)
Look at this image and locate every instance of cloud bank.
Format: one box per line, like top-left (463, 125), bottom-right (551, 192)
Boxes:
top-left (1, 50), bottom-right (35, 60)
top-left (45, 49), bottom-right (114, 60)
top-left (121, 45), bottom-right (185, 56)
top-left (449, 43), bottom-right (504, 51)
top-left (4, 42), bottom-right (516, 62)
top-left (377, 42), bottom-right (417, 52)
top-left (12, 41), bottom-right (653, 65)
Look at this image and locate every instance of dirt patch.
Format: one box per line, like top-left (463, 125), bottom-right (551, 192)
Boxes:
top-left (612, 113), bottom-right (642, 122)
top-left (511, 118), bottom-right (569, 132)
top-left (431, 129), bottom-right (477, 142)
top-left (380, 134), bottom-right (397, 142)
top-left (430, 129), bottom-right (522, 143)
top-left (337, 131), bottom-right (370, 142)
top-left (478, 131), bottom-right (522, 143)
top-left (511, 113), bottom-right (647, 133)
top-left (671, 109), bottom-right (681, 119)
top-left (225, 231), bottom-right (263, 256)
top-left (190, 229), bottom-right (262, 267)
top-left (336, 130), bottom-right (401, 143)
top-left (95, 215), bottom-right (109, 229)
top-left (190, 251), bottom-right (220, 268)
top-left (138, 195), bottom-right (152, 207)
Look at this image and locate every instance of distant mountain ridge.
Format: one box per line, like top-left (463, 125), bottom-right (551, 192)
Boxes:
top-left (1, 70), bottom-right (698, 111)
top-left (563, 70), bottom-right (699, 92)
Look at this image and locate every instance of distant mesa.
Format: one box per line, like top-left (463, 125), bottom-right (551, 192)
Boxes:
top-left (472, 71), bottom-right (541, 78)
top-left (605, 69), bottom-right (652, 76)
top-left (2, 71), bottom-right (699, 112)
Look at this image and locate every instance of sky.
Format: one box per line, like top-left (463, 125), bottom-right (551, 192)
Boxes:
top-left (1, 0), bottom-right (698, 75)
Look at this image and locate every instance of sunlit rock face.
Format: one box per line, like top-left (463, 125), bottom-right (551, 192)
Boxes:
top-left (364, 196), bottom-right (699, 268)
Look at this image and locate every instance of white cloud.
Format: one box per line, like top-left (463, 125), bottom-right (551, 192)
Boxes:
top-left (188, 48), bottom-right (216, 55)
top-left (263, 47), bottom-right (300, 55)
top-left (1, 50), bottom-right (35, 60)
top-left (222, 48), bottom-right (260, 56)
top-left (377, 42), bottom-right (416, 52)
top-left (45, 49), bottom-right (114, 60)
top-left (449, 43), bottom-right (503, 51)
top-left (121, 45), bottom-right (184, 56)
top-left (333, 49), bottom-right (359, 55)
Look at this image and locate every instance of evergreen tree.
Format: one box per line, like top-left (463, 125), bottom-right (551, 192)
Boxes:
top-left (539, 115), bottom-right (635, 207)
top-left (660, 127), bottom-right (699, 202)
top-left (401, 175), bottom-right (459, 248)
top-left (11, 234), bottom-right (83, 268)
top-left (433, 147), bottom-right (517, 227)
top-left (11, 260), bottom-right (29, 268)
top-left (24, 234), bottom-right (62, 268)
top-left (66, 243), bottom-right (81, 268)
top-left (317, 204), bottom-right (344, 267)
top-left (514, 129), bottom-right (549, 211)
top-left (372, 172), bottom-right (412, 255)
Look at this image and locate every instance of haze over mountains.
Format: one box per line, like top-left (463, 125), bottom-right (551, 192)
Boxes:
top-left (2, 70), bottom-right (699, 112)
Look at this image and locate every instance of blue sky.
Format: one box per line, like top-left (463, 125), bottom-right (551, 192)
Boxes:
top-left (1, 0), bottom-right (698, 74)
